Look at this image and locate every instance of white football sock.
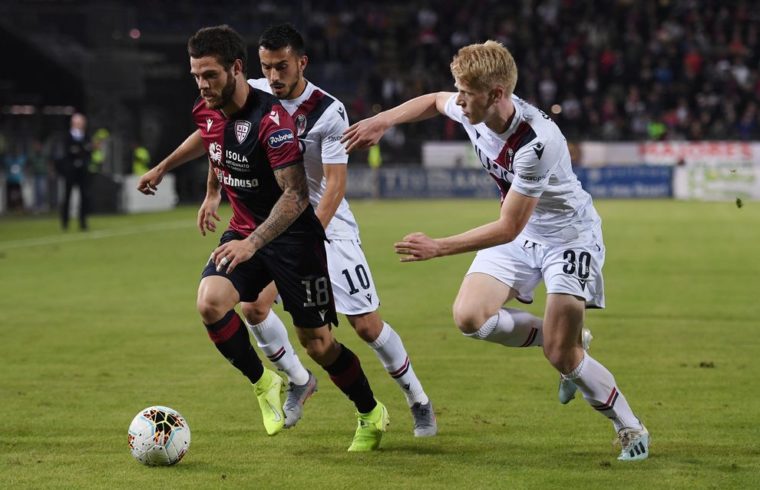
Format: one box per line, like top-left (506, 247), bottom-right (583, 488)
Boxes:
top-left (245, 310), bottom-right (309, 386)
top-left (368, 322), bottom-right (428, 406)
top-left (563, 353), bottom-right (643, 431)
top-left (464, 308), bottom-right (543, 347)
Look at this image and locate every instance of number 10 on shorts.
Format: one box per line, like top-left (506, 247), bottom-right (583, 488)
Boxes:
top-left (302, 277), bottom-right (331, 307)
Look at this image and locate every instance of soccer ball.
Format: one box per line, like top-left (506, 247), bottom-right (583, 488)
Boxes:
top-left (128, 406), bottom-right (191, 466)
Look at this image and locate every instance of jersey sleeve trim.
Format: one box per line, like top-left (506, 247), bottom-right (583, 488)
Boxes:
top-left (271, 158), bottom-right (304, 170)
top-left (321, 157), bottom-right (349, 164)
top-left (508, 186), bottom-right (536, 199)
top-left (510, 181), bottom-right (545, 198)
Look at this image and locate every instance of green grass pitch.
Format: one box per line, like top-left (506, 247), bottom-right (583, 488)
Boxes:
top-left (1, 199), bottom-right (758, 488)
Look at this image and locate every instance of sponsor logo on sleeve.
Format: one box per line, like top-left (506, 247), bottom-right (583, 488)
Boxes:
top-left (517, 172), bottom-right (546, 182)
top-left (267, 128), bottom-right (295, 148)
top-left (234, 120), bottom-right (251, 144)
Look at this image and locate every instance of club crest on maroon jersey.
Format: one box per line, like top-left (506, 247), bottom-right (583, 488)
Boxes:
top-left (234, 120), bottom-right (252, 144)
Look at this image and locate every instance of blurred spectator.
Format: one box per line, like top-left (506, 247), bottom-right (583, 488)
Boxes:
top-left (28, 139), bottom-right (52, 213)
top-left (4, 144), bottom-right (26, 212)
top-left (0, 131), bottom-right (7, 164)
top-left (131, 143), bottom-right (151, 175)
top-left (90, 128), bottom-right (111, 174)
top-left (58, 113), bottom-right (92, 231)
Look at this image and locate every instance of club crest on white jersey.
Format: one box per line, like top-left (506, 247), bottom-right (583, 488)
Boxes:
top-left (295, 114), bottom-right (307, 136)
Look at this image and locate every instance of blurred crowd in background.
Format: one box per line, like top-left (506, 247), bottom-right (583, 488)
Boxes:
top-left (137, 0), bottom-right (760, 145)
top-left (2, 0), bottom-right (759, 211)
top-left (307, 0), bottom-right (760, 152)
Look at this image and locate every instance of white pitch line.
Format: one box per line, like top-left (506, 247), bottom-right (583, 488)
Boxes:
top-left (0, 220), bottom-right (194, 251)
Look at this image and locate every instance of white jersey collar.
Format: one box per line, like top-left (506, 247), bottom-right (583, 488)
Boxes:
top-left (283, 80), bottom-right (315, 108)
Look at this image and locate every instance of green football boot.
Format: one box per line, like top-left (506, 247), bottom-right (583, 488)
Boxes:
top-left (253, 368), bottom-right (285, 436)
top-left (347, 401), bottom-right (389, 452)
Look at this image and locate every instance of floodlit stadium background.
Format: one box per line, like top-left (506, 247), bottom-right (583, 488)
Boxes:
top-left (1, 0), bottom-right (759, 210)
top-left (1, 3), bottom-right (759, 488)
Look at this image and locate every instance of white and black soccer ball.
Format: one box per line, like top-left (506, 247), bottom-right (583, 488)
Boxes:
top-left (128, 406), bottom-right (191, 466)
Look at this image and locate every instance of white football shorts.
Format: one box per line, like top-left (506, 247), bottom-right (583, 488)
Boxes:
top-left (326, 238), bottom-right (380, 315)
top-left (466, 227), bottom-right (606, 308)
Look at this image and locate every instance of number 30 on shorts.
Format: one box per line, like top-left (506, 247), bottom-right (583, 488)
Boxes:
top-left (562, 250), bottom-right (591, 279)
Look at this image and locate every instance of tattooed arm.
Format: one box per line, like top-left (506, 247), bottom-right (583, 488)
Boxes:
top-left (211, 162), bottom-right (309, 274)
top-left (248, 163), bottom-right (310, 250)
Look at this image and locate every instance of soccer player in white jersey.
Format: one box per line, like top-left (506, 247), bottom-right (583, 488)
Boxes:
top-left (342, 40), bottom-right (649, 461)
top-left (138, 24), bottom-right (436, 439)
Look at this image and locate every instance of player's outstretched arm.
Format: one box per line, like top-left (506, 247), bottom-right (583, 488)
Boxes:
top-left (394, 190), bottom-right (538, 262)
top-left (341, 92), bottom-right (454, 153)
top-left (137, 130), bottom-right (205, 195)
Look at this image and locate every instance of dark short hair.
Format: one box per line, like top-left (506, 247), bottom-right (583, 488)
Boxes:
top-left (187, 25), bottom-right (247, 72)
top-left (258, 23), bottom-right (305, 56)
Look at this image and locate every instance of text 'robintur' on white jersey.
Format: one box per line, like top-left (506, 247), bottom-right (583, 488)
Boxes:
top-left (444, 93), bottom-right (601, 245)
top-left (248, 78), bottom-right (359, 241)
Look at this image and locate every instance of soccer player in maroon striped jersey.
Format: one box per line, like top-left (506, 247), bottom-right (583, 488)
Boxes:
top-left (139, 24), bottom-right (436, 439)
top-left (139, 25), bottom-right (387, 451)
top-left (343, 40), bottom-right (649, 461)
